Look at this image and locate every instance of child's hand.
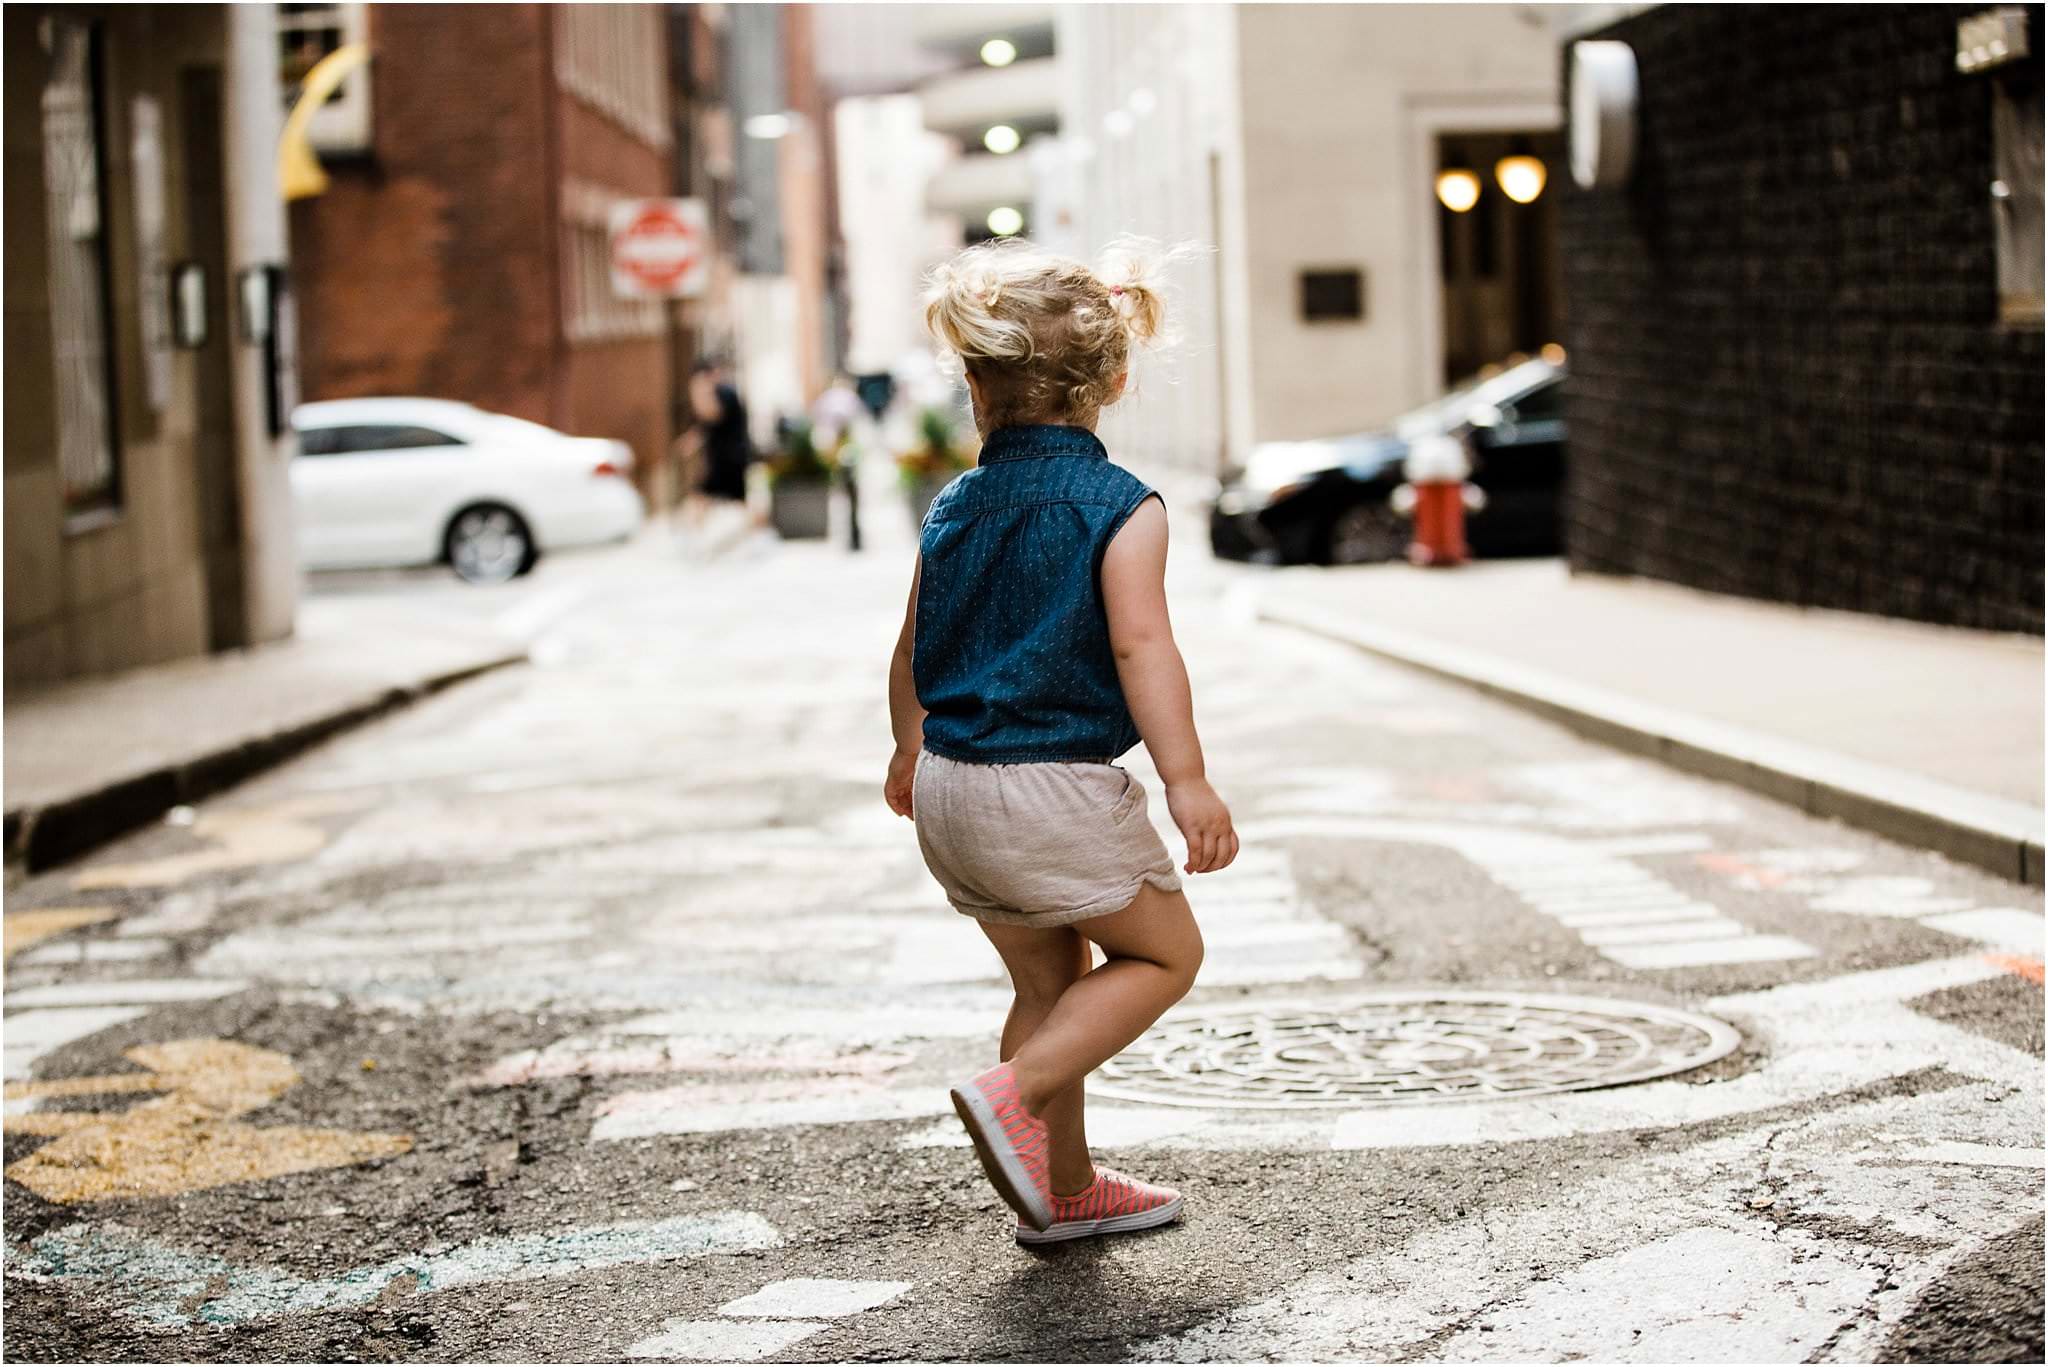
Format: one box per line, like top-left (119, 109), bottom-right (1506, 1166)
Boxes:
top-left (1165, 778), bottom-right (1238, 873)
top-left (884, 748), bottom-right (918, 818)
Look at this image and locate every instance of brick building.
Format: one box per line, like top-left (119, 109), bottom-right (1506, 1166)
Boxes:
top-left (1559, 5), bottom-right (2044, 633)
top-left (5, 6), bottom-right (299, 687)
top-left (288, 4), bottom-right (676, 498)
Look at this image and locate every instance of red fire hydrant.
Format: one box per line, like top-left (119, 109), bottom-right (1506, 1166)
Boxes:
top-left (1396, 433), bottom-right (1480, 567)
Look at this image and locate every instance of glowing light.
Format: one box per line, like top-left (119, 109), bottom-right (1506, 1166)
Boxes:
top-left (1128, 87), bottom-right (1157, 117)
top-left (743, 113), bottom-right (791, 140)
top-left (1434, 169), bottom-right (1481, 213)
top-left (1103, 109), bottom-right (1134, 139)
top-left (982, 124), bottom-right (1020, 155)
top-left (1495, 155), bottom-right (1548, 204)
top-left (1541, 342), bottom-right (1567, 366)
top-left (980, 38), bottom-right (1016, 67)
top-left (986, 206), bottom-right (1024, 236)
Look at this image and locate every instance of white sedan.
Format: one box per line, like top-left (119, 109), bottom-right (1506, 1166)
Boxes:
top-left (290, 397), bottom-right (645, 583)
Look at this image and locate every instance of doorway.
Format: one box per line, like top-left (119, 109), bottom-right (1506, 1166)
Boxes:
top-left (181, 65), bottom-right (246, 653)
top-left (1434, 130), bottom-right (1564, 386)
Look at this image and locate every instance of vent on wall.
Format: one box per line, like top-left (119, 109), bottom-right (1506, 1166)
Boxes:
top-left (1300, 268), bottom-right (1366, 322)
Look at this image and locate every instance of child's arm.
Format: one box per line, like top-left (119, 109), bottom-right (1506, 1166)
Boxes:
top-left (885, 557), bottom-right (925, 818)
top-left (1102, 498), bottom-right (1238, 874)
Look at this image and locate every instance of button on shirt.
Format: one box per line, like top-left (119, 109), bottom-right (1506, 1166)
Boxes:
top-left (914, 424), bottom-right (1160, 764)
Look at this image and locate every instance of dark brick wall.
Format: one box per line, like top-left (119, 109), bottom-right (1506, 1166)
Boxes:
top-left (1560, 4), bottom-right (2044, 633)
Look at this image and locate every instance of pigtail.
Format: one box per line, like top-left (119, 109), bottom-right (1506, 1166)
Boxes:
top-left (923, 244), bottom-right (1039, 362)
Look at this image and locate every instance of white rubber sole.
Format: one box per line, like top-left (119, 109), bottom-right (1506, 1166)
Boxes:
top-left (950, 1079), bottom-right (1054, 1232)
top-left (1015, 1195), bottom-right (1186, 1245)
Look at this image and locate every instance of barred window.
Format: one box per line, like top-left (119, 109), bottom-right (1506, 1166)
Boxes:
top-left (41, 16), bottom-right (120, 523)
top-left (556, 5), bottom-right (669, 147)
top-left (561, 180), bottom-right (665, 343)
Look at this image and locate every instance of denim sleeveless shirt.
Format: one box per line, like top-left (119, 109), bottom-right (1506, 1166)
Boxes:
top-left (914, 424), bottom-right (1159, 764)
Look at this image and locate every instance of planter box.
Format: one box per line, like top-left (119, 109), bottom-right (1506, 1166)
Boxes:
top-left (771, 478), bottom-right (832, 540)
top-left (905, 475), bottom-right (950, 528)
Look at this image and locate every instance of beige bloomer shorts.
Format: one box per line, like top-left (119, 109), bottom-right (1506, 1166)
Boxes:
top-left (912, 748), bottom-right (1184, 928)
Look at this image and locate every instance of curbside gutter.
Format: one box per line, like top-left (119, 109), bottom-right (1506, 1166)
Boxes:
top-left (4, 651), bottom-right (525, 876)
top-left (1262, 598), bottom-right (2045, 888)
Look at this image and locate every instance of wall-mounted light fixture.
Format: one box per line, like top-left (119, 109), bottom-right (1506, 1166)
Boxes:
top-left (1570, 41), bottom-right (1639, 189)
top-left (1435, 169), bottom-right (1481, 213)
top-left (980, 37), bottom-right (1016, 68)
top-left (237, 265), bottom-right (274, 345)
top-left (983, 124), bottom-right (1020, 154)
top-left (986, 206), bottom-right (1024, 236)
top-left (1495, 154), bottom-right (1547, 204)
top-left (172, 262), bottom-right (208, 349)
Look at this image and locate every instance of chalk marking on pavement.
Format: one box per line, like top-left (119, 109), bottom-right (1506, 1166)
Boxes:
top-left (717, 1278), bottom-right (911, 1318)
top-left (1239, 817), bottom-right (1819, 969)
top-left (1984, 952), bottom-right (2045, 983)
top-left (473, 1038), bottom-right (914, 1089)
top-left (3, 907), bottom-right (118, 962)
top-left (16, 1211), bottom-right (781, 1330)
top-left (1864, 1141), bottom-right (2045, 1168)
top-left (3, 1007), bottom-right (149, 1081)
top-left (626, 1319), bottom-right (827, 1362)
top-left (1140, 1082), bottom-right (2039, 1363)
top-left (5, 978), bottom-right (250, 1008)
top-left (592, 1079), bottom-right (950, 1141)
top-left (625, 1276), bottom-right (909, 1361)
top-left (3, 1038), bottom-right (411, 1203)
top-left (1917, 908), bottom-right (2045, 955)
top-left (70, 805), bottom-right (334, 891)
top-left (16, 937), bottom-right (171, 966)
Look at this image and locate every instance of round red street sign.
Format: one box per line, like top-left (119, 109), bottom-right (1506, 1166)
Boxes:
top-left (612, 204), bottom-right (701, 293)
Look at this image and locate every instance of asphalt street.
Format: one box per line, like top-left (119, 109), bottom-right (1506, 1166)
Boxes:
top-left (4, 505), bottom-right (2043, 1363)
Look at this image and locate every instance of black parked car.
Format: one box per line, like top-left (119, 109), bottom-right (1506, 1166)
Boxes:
top-left (1210, 357), bottom-right (1567, 565)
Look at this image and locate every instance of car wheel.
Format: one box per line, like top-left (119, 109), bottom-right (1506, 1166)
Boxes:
top-left (1323, 500), bottom-right (1409, 565)
top-left (445, 504), bottom-right (532, 585)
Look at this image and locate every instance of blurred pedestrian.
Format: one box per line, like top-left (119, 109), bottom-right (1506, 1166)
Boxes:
top-left (812, 373), bottom-right (866, 552)
top-left (682, 359), bottom-right (753, 547)
top-left (883, 237), bottom-right (1234, 1244)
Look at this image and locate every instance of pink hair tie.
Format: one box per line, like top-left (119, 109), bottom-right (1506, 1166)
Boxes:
top-left (1109, 286), bottom-right (1124, 297)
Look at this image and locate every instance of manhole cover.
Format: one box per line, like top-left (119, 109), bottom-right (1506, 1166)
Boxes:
top-left (1093, 991), bottom-right (1741, 1109)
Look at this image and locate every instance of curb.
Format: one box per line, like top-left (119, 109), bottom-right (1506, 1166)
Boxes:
top-left (1261, 598), bottom-right (2045, 888)
top-left (4, 650), bottom-right (526, 876)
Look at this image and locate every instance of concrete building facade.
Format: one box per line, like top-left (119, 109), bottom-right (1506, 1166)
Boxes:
top-left (287, 3), bottom-right (676, 499)
top-left (1053, 4), bottom-right (1569, 476)
top-left (1558, 4), bottom-right (2044, 633)
top-left (5, 5), bottom-right (298, 688)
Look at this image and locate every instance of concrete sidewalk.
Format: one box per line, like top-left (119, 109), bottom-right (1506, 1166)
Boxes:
top-left (4, 595), bottom-right (526, 873)
top-left (1251, 559), bottom-right (2043, 885)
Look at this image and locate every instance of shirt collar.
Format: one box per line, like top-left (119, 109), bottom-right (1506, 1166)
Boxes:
top-left (977, 424), bottom-right (1108, 465)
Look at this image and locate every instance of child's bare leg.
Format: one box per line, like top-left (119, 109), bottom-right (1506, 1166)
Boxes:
top-left (978, 922), bottom-right (1096, 1196)
top-left (1004, 883), bottom-right (1204, 1117)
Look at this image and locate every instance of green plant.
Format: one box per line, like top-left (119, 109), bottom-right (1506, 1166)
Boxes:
top-left (768, 418), bottom-right (835, 483)
top-left (896, 406), bottom-right (976, 486)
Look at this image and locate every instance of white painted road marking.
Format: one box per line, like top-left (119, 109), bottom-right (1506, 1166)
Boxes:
top-left (626, 1318), bottom-right (826, 1362)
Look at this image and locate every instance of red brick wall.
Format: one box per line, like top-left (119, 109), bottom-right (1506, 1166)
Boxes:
top-left (292, 3), bottom-right (676, 487)
top-left (555, 73), bottom-right (674, 484)
top-left (291, 4), bottom-right (559, 424)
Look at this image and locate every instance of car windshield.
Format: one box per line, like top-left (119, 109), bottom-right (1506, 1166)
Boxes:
top-left (1392, 360), bottom-right (1556, 438)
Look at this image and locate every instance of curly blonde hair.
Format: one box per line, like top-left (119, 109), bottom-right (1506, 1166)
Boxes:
top-left (922, 236), bottom-right (1180, 432)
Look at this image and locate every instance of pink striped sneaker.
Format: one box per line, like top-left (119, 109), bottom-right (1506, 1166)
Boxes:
top-left (1016, 1166), bottom-right (1184, 1244)
top-left (949, 1062), bottom-right (1054, 1231)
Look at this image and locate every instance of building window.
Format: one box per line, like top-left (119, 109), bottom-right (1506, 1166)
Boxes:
top-left (278, 2), bottom-right (371, 152)
top-left (561, 180), bottom-right (665, 344)
top-left (41, 16), bottom-right (120, 523)
top-left (556, 5), bottom-right (669, 148)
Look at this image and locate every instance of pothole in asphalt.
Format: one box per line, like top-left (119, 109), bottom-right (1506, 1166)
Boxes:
top-left (1093, 991), bottom-right (1741, 1109)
